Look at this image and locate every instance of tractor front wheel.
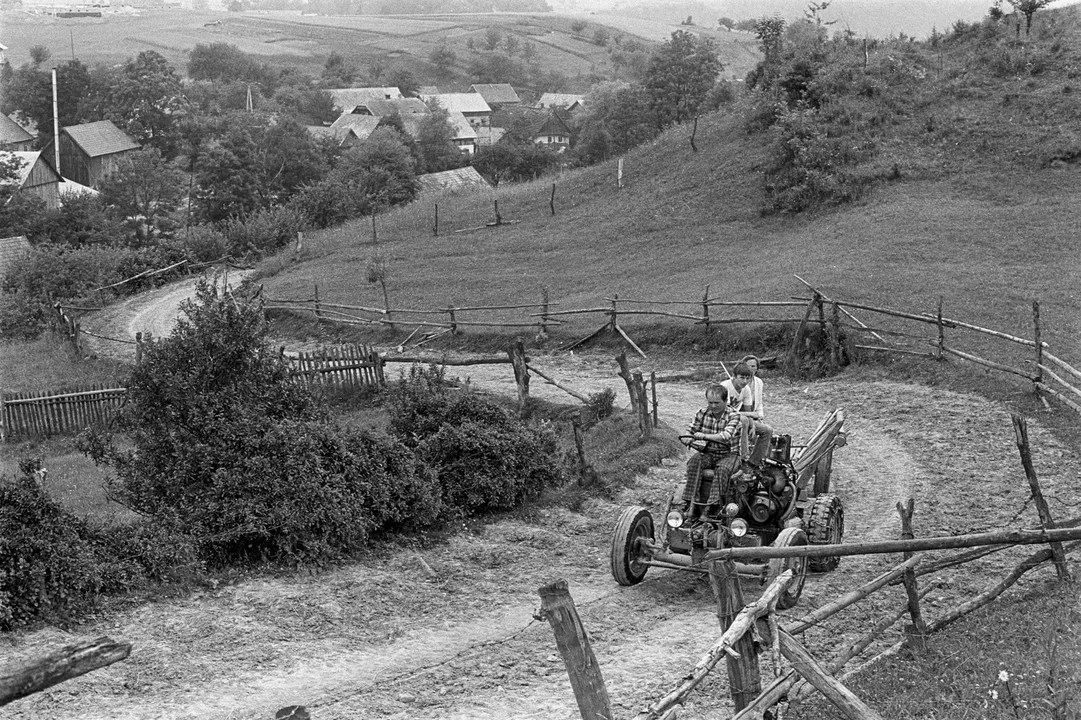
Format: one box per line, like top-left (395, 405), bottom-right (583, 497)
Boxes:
top-left (611, 506), bottom-right (654, 586)
top-left (766, 527), bottom-right (808, 610)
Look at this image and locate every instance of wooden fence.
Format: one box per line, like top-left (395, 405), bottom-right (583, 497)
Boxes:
top-left (0, 384), bottom-right (127, 442)
top-left (542, 414), bottom-right (1077, 719)
top-left (285, 344), bottom-right (386, 389)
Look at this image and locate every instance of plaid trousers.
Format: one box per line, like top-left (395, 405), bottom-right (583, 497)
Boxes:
top-left (682, 451), bottom-right (742, 506)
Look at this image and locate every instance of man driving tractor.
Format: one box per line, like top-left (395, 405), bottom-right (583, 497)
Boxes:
top-left (681, 384), bottom-right (745, 520)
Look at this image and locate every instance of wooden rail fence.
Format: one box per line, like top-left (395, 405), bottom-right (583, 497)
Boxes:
top-left (0, 384), bottom-right (127, 442)
top-left (285, 344), bottom-right (386, 389)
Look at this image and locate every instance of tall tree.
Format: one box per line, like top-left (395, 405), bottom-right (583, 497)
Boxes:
top-left (91, 51), bottom-right (186, 158)
top-left (413, 107), bottom-right (466, 174)
top-left (98, 147), bottom-right (186, 245)
top-left (644, 30), bottom-right (723, 126)
top-left (1005, 0), bottom-right (1054, 35)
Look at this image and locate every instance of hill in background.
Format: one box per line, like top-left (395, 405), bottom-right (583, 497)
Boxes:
top-left (257, 4), bottom-right (1081, 372)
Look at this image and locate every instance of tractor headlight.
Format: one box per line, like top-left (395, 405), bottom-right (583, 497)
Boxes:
top-left (666, 509), bottom-right (684, 528)
top-left (730, 518), bottom-right (748, 538)
top-left (722, 502), bottom-right (739, 517)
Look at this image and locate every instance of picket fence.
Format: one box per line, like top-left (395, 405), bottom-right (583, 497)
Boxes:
top-left (0, 384), bottom-right (127, 441)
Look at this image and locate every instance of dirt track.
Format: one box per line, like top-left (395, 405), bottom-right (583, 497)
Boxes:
top-left (6, 281), bottom-right (1078, 720)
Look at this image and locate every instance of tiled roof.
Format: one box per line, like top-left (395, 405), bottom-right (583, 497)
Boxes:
top-left (421, 93), bottom-right (491, 114)
top-left (327, 87), bottom-right (403, 112)
top-left (416, 166), bottom-right (490, 197)
top-left (469, 84), bottom-right (520, 105)
top-left (306, 126), bottom-right (360, 144)
top-left (402, 111), bottom-right (476, 142)
top-left (0, 114), bottom-right (34, 145)
top-left (328, 114), bottom-right (381, 140)
top-left (65, 121), bottom-right (140, 158)
top-left (0, 235), bottom-right (31, 278)
top-left (537, 92), bottom-right (585, 109)
top-left (360, 98), bottom-right (430, 116)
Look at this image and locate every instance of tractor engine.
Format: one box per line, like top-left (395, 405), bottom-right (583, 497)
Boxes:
top-left (737, 466), bottom-right (794, 526)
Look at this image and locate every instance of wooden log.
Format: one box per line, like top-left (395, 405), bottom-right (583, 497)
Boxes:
top-left (941, 345), bottom-right (1036, 380)
top-left (1035, 382), bottom-right (1081, 416)
top-left (609, 295), bottom-right (618, 331)
top-left (634, 571), bottom-right (793, 720)
top-left (1011, 414), bottom-right (1071, 582)
top-left (433, 203), bottom-right (438, 237)
top-left (935, 296), bottom-right (945, 361)
top-left (1037, 365), bottom-right (1081, 403)
top-left (1043, 351), bottom-right (1081, 384)
top-left (507, 340), bottom-right (530, 417)
top-left (571, 416), bottom-right (590, 481)
top-left (537, 580), bottom-right (613, 720)
top-left (616, 324), bottom-right (648, 359)
top-left (541, 287), bottom-right (550, 334)
top-left (633, 371), bottom-right (652, 439)
top-left (381, 354), bottom-right (512, 365)
top-left (650, 371), bottom-right (658, 428)
top-left (897, 499), bottom-right (929, 648)
top-left (1, 388), bottom-right (127, 405)
top-left (616, 350), bottom-right (639, 413)
top-left (778, 630), bottom-right (887, 720)
top-left (447, 307), bottom-right (458, 335)
top-left (793, 274), bottom-right (889, 346)
top-left (526, 363), bottom-right (590, 404)
top-left (1032, 300), bottom-right (1043, 386)
top-left (709, 559), bottom-right (760, 711)
top-left (701, 284), bottom-right (710, 330)
top-left (853, 344), bottom-right (938, 358)
top-left (0, 636), bottom-right (132, 707)
top-left (706, 526), bottom-right (1081, 562)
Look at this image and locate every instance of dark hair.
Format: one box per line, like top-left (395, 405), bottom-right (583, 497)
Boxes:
top-left (741, 354), bottom-right (760, 368)
top-left (705, 384), bottom-right (729, 401)
top-left (733, 362), bottom-right (752, 378)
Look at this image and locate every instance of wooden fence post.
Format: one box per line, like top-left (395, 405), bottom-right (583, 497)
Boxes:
top-left (650, 370), bottom-right (659, 428)
top-left (537, 580), bottom-right (613, 720)
top-left (935, 296), bottom-right (945, 361)
top-left (615, 350), bottom-right (639, 414)
top-left (571, 414), bottom-right (594, 484)
top-left (447, 307), bottom-right (458, 335)
top-left (371, 213), bottom-right (377, 245)
top-left (507, 340), bottom-right (530, 417)
top-left (633, 371), bottom-right (651, 439)
top-left (609, 295), bottom-right (618, 332)
top-left (541, 287), bottom-right (550, 335)
top-left (550, 182), bottom-right (556, 216)
top-left (1033, 300), bottom-right (1043, 388)
top-left (433, 203), bottom-right (438, 237)
top-left (786, 295), bottom-right (818, 375)
top-left (135, 332), bottom-right (143, 363)
top-left (0, 390), bottom-right (6, 444)
top-left (896, 499), bottom-right (929, 650)
top-left (702, 284), bottom-right (711, 331)
top-left (778, 630), bottom-right (886, 720)
top-left (617, 158), bottom-right (624, 189)
top-left (709, 558), bottom-right (761, 712)
top-left (313, 282), bottom-right (321, 320)
top-left (293, 231), bottom-right (303, 263)
top-left (494, 199), bottom-right (502, 226)
top-left (1011, 414), bottom-right (1072, 583)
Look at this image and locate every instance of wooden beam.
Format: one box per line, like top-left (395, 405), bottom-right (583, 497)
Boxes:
top-left (778, 630), bottom-right (886, 720)
top-left (527, 363), bottom-right (590, 404)
top-left (710, 559), bottom-right (761, 712)
top-left (1011, 414), bottom-right (1071, 583)
top-left (0, 636), bottom-right (131, 707)
top-left (537, 580), bottom-right (612, 720)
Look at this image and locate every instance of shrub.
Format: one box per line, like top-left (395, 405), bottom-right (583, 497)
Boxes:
top-left (587, 388), bottom-right (617, 420)
top-left (288, 180), bottom-right (371, 229)
top-left (165, 224), bottom-right (231, 264)
top-left (219, 204), bottom-right (305, 259)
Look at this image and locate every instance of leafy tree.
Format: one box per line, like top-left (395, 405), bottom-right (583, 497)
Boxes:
top-left (384, 66), bottom-right (419, 97)
top-left (484, 26), bottom-right (503, 51)
top-left (429, 43), bottom-right (457, 75)
top-left (504, 34), bottom-right (520, 56)
top-left (322, 51), bottom-right (355, 86)
top-left (1005, 0), bottom-right (1054, 35)
top-left (98, 147), bottom-right (186, 245)
top-left (750, 17), bottom-right (788, 89)
top-left (272, 85), bottom-right (337, 124)
top-left (28, 46), bottom-right (50, 66)
top-left (573, 82), bottom-right (661, 164)
top-left (188, 43), bottom-right (276, 90)
top-left (88, 51), bottom-right (186, 158)
top-left (471, 143), bottom-right (522, 186)
top-left (414, 107), bottom-right (466, 174)
top-left (644, 30), bottom-right (723, 126)
top-left (0, 153), bottom-right (45, 239)
top-left (0, 60), bottom-right (95, 144)
top-left (34, 191), bottom-right (122, 247)
top-left (469, 52), bottom-right (525, 85)
top-left (331, 127), bottom-right (417, 209)
top-left (592, 27), bottom-right (610, 46)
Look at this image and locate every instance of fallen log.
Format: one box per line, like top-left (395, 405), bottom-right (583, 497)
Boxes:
top-left (0, 636), bottom-right (131, 707)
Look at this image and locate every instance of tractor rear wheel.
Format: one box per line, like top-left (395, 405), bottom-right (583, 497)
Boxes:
top-left (807, 494), bottom-right (844, 572)
top-left (766, 527), bottom-right (808, 610)
top-left (611, 506), bottom-right (654, 586)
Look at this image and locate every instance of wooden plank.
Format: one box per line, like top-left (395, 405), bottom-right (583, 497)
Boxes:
top-left (1043, 351), bottom-right (1081, 383)
top-left (537, 580), bottom-right (612, 720)
top-left (1036, 382), bottom-right (1081, 415)
top-left (778, 630), bottom-right (886, 720)
top-left (941, 345), bottom-right (1036, 380)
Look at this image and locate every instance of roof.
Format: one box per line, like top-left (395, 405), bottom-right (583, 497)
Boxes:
top-left (421, 93), bottom-right (491, 115)
top-left (0, 114), bottom-right (34, 145)
top-left (401, 111), bottom-right (477, 142)
top-left (327, 87), bottom-right (404, 112)
top-left (469, 84), bottom-right (521, 105)
top-left (0, 235), bottom-right (32, 278)
top-left (416, 166), bottom-right (490, 197)
top-left (328, 114), bottom-right (381, 140)
top-left (3, 151), bottom-right (60, 187)
top-left (64, 121), bottom-right (140, 158)
top-left (531, 111), bottom-right (573, 138)
top-left (306, 125), bottom-right (360, 145)
top-left (359, 98), bottom-right (430, 117)
top-left (537, 93), bottom-right (585, 109)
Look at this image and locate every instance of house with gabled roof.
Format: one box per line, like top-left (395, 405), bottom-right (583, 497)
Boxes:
top-left (421, 93), bottom-right (491, 131)
top-left (0, 115), bottom-right (35, 152)
top-left (327, 87), bottom-right (404, 114)
top-left (402, 111), bottom-right (478, 155)
top-left (306, 125), bottom-right (362, 148)
top-left (353, 98), bottom-right (430, 117)
top-left (469, 84), bottom-right (521, 109)
top-left (491, 108), bottom-right (574, 153)
top-left (328, 114), bottom-right (382, 142)
top-left (41, 120), bottom-right (140, 189)
top-left (2, 150), bottom-right (62, 209)
top-left (528, 111), bottom-right (574, 152)
top-left (415, 166), bottom-right (490, 199)
top-left (537, 93), bottom-right (585, 112)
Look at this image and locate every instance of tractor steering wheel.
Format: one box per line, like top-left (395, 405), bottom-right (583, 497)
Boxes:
top-left (678, 434), bottom-right (711, 453)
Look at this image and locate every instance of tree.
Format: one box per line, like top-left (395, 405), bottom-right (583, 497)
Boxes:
top-left (429, 43), bottom-right (457, 75)
top-left (331, 127), bottom-right (417, 209)
top-left (322, 51), bottom-right (355, 86)
top-left (98, 147), bottom-right (186, 245)
top-left (484, 26), bottom-right (503, 51)
top-left (0, 60), bottom-right (95, 144)
top-left (1005, 0), bottom-right (1055, 35)
top-left (0, 153), bottom-right (45, 239)
top-left (644, 30), bottom-right (723, 126)
top-left (384, 66), bottom-right (419, 97)
top-left (88, 51), bottom-right (186, 158)
top-left (413, 107), bottom-right (466, 174)
top-left (28, 46), bottom-right (50, 66)
top-left (749, 17), bottom-right (788, 89)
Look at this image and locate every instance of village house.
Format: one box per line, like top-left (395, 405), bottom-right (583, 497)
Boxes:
top-left (415, 166), bottom-right (490, 200)
top-left (305, 125), bottom-right (362, 149)
top-left (536, 93), bottom-right (585, 113)
top-left (469, 84), bottom-right (521, 110)
top-left (2, 151), bottom-right (62, 209)
top-left (0, 115), bottom-right (36, 152)
top-left (491, 108), bottom-right (574, 153)
top-left (41, 120), bottom-right (140, 189)
top-left (350, 98), bottom-right (430, 117)
top-left (402, 111), bottom-right (478, 155)
top-left (420, 93), bottom-right (492, 132)
top-left (326, 87), bottom-right (404, 114)
top-left (327, 114), bottom-right (381, 142)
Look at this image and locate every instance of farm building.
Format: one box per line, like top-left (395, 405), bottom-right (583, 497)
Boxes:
top-left (402, 111), bottom-right (478, 155)
top-left (526, 111), bottom-right (573, 152)
top-left (0, 115), bottom-right (35, 152)
top-left (415, 166), bottom-right (490, 199)
top-left (469, 84), bottom-right (521, 109)
top-left (306, 125), bottom-right (362, 148)
top-left (2, 151), bottom-right (62, 209)
top-left (489, 108), bottom-right (573, 152)
top-left (41, 120), bottom-right (139, 189)
top-left (327, 87), bottom-right (404, 113)
top-left (536, 93), bottom-right (585, 112)
top-left (351, 98), bottom-right (430, 117)
top-left (420, 93), bottom-right (491, 131)
top-left (328, 114), bottom-right (381, 141)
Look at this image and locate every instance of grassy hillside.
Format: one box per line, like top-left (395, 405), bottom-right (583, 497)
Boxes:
top-left (0, 8), bottom-right (758, 91)
top-left (257, 5), bottom-right (1081, 373)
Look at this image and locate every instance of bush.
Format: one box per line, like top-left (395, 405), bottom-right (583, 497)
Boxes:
top-left (219, 204), bottom-right (305, 258)
top-left (387, 365), bottom-right (566, 514)
top-left (288, 180), bottom-right (371, 229)
top-left (0, 463), bottom-right (105, 629)
top-left (165, 224), bottom-right (231, 264)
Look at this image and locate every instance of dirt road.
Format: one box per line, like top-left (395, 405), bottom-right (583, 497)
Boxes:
top-left (7, 284), bottom-right (1077, 720)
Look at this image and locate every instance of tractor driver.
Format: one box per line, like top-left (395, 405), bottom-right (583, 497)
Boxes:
top-left (681, 384), bottom-right (743, 519)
